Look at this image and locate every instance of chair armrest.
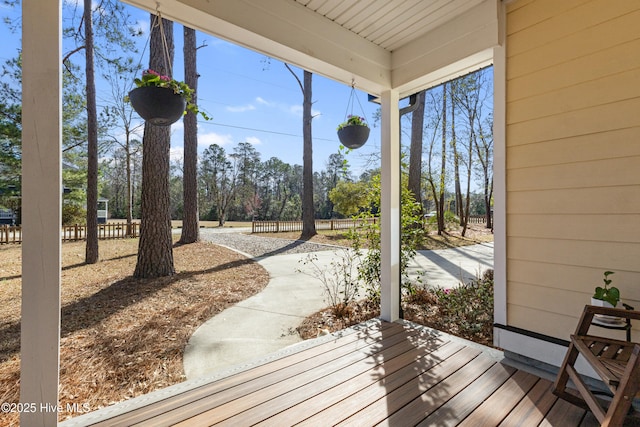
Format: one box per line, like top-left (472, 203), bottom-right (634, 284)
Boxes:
top-left (586, 305), bottom-right (640, 321)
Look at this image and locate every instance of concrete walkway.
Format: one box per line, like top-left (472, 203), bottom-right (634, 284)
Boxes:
top-left (183, 241), bottom-right (494, 380)
top-left (410, 242), bottom-right (494, 288)
top-left (183, 250), bottom-right (343, 379)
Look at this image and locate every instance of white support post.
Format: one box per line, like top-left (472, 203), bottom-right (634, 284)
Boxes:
top-left (21, 1), bottom-right (62, 425)
top-left (379, 89), bottom-right (401, 322)
top-left (492, 2), bottom-right (507, 328)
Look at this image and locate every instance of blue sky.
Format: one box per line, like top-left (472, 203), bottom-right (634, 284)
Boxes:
top-left (0, 1), bottom-right (382, 177)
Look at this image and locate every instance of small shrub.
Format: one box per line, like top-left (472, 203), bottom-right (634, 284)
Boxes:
top-left (432, 269), bottom-right (494, 340)
top-left (298, 249), bottom-right (361, 319)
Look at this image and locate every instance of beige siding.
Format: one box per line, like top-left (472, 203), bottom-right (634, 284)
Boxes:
top-left (505, 0), bottom-right (640, 341)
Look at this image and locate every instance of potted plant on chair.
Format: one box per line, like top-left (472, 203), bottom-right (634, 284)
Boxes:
top-left (591, 270), bottom-right (620, 308)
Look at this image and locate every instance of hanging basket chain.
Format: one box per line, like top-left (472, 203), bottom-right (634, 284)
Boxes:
top-left (337, 80), bottom-right (370, 149)
top-left (342, 80), bottom-right (368, 124)
top-left (125, 10), bottom-right (168, 94)
top-left (156, 9), bottom-right (173, 78)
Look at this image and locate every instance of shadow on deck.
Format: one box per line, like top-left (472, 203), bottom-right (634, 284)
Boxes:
top-left (60, 320), bottom-right (599, 426)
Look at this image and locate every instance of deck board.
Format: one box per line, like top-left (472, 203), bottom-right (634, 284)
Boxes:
top-left (417, 363), bottom-right (517, 427)
top-left (457, 369), bottom-right (539, 427)
top-left (268, 340), bottom-right (459, 426)
top-left (540, 397), bottom-right (592, 427)
top-left (173, 324), bottom-right (425, 426)
top-left (67, 320), bottom-right (606, 427)
top-left (498, 378), bottom-right (559, 426)
top-left (374, 353), bottom-right (495, 426)
top-left (95, 321), bottom-right (395, 427)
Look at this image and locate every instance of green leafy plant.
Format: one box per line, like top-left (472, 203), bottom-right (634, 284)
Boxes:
top-left (337, 115), bottom-right (368, 131)
top-left (593, 270), bottom-right (620, 307)
top-left (429, 269), bottom-right (494, 341)
top-left (128, 69), bottom-right (210, 120)
top-left (346, 173), bottom-right (426, 305)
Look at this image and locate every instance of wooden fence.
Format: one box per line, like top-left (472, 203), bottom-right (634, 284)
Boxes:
top-left (252, 218), bottom-right (377, 233)
top-left (468, 214), bottom-right (490, 224)
top-left (0, 222), bottom-right (139, 245)
top-left (252, 214), bottom-right (489, 234)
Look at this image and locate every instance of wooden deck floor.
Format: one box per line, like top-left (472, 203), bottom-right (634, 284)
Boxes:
top-left (67, 320), bottom-right (601, 427)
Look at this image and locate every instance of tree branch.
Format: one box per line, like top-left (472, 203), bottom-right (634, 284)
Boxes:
top-left (284, 63), bottom-right (304, 94)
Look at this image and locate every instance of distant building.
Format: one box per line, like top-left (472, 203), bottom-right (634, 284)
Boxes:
top-left (0, 208), bottom-right (16, 225)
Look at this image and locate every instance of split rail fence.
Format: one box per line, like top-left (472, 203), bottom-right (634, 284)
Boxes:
top-left (0, 222), bottom-right (139, 245)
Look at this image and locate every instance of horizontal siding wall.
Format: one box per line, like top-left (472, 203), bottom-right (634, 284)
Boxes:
top-left (505, 0), bottom-right (640, 341)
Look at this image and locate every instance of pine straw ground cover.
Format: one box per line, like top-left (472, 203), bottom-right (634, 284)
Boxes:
top-left (0, 238), bottom-right (268, 426)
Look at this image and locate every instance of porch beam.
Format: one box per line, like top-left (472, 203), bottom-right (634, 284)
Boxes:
top-left (391, 0), bottom-right (498, 97)
top-left (120, 0), bottom-right (391, 97)
top-left (21, 0), bottom-right (62, 425)
top-left (379, 89), bottom-right (401, 322)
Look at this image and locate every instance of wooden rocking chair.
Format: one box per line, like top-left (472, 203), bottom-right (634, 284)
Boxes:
top-left (553, 305), bottom-right (640, 426)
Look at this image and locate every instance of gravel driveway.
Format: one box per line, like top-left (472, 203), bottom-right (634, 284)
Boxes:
top-left (198, 229), bottom-right (339, 258)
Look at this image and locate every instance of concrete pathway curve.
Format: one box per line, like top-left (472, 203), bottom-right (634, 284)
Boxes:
top-left (183, 250), bottom-right (341, 379)
top-left (183, 240), bottom-right (494, 380)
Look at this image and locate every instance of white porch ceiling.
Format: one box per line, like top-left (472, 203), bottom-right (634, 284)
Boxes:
top-left (121, 0), bottom-right (499, 97)
top-left (294, 0), bottom-right (485, 51)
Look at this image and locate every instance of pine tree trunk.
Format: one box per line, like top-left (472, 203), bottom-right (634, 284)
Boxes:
top-left (301, 70), bottom-right (316, 239)
top-left (134, 15), bottom-right (175, 278)
top-left (451, 84), bottom-right (462, 222)
top-left (84, 0), bottom-right (99, 264)
top-left (437, 83), bottom-right (447, 235)
top-left (408, 90), bottom-right (425, 207)
top-left (179, 26), bottom-right (199, 244)
top-left (125, 135), bottom-right (133, 236)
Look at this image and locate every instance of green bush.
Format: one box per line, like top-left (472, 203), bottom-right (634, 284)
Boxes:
top-left (346, 174), bottom-right (426, 306)
top-left (62, 203), bottom-right (86, 226)
top-left (432, 269), bottom-right (494, 340)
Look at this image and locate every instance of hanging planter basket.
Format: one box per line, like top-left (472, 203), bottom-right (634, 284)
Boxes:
top-left (337, 124), bottom-right (370, 149)
top-left (128, 86), bottom-right (186, 126)
top-left (337, 82), bottom-right (370, 149)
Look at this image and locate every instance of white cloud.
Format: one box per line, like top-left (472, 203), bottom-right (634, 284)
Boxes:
top-left (170, 147), bottom-right (184, 163)
top-left (226, 104), bottom-right (256, 113)
top-left (171, 120), bottom-right (184, 132)
top-left (256, 97), bottom-right (273, 107)
top-left (198, 132), bottom-right (234, 149)
top-left (245, 136), bottom-right (261, 145)
top-left (288, 104), bottom-right (321, 118)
